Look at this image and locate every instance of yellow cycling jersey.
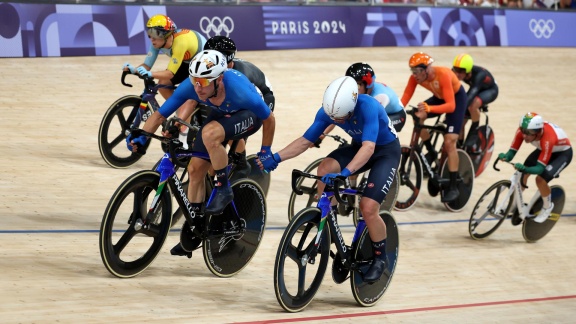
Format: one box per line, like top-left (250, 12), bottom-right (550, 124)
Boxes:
top-left (144, 29), bottom-right (206, 74)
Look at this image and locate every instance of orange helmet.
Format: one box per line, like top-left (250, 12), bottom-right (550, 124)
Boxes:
top-left (409, 52), bottom-right (434, 69)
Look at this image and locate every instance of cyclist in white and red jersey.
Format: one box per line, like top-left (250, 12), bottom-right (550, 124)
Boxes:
top-left (498, 112), bottom-right (572, 223)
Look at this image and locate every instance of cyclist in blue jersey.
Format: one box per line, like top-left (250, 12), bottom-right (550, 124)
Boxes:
top-left (258, 76), bottom-right (400, 284)
top-left (127, 50), bottom-right (276, 256)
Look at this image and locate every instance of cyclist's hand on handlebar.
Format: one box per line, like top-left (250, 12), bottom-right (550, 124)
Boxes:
top-left (136, 66), bottom-right (152, 78)
top-left (498, 151), bottom-right (514, 162)
top-left (514, 163), bottom-right (526, 172)
top-left (415, 102), bottom-right (430, 118)
top-left (126, 133), bottom-right (147, 154)
top-left (122, 62), bottom-right (136, 74)
top-left (311, 136), bottom-right (324, 148)
top-left (320, 168), bottom-right (351, 186)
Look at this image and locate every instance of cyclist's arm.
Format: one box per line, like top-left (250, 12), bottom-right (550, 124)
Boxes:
top-left (400, 76), bottom-right (417, 107)
top-left (143, 45), bottom-right (160, 69)
top-left (158, 81), bottom-right (196, 117)
top-left (261, 112), bottom-right (276, 148)
top-left (277, 137), bottom-right (313, 162)
top-left (465, 70), bottom-right (489, 108)
top-left (345, 141), bottom-right (375, 174)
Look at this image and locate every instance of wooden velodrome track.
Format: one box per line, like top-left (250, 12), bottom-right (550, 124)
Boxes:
top-left (1, 47), bottom-right (575, 323)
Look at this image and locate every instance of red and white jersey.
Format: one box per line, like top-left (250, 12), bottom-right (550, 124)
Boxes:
top-left (511, 122), bottom-right (571, 165)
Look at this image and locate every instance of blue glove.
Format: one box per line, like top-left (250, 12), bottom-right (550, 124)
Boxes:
top-left (257, 146), bottom-right (273, 163)
top-left (122, 62), bottom-right (135, 74)
top-left (261, 153), bottom-right (281, 173)
top-left (137, 66), bottom-right (152, 78)
top-left (514, 163), bottom-right (526, 172)
top-left (126, 133), bottom-right (147, 152)
top-left (321, 168), bottom-right (351, 186)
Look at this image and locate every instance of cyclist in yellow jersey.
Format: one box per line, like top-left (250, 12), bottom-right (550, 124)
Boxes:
top-left (123, 14), bottom-right (207, 147)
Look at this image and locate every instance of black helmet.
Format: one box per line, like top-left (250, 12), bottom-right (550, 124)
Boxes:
top-left (345, 62), bottom-right (376, 89)
top-left (204, 36), bottom-right (236, 63)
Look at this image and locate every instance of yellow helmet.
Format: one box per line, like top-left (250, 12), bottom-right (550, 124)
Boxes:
top-left (146, 14), bottom-right (176, 39)
top-left (452, 54), bottom-right (474, 73)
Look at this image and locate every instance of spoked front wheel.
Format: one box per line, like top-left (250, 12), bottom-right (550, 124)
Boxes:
top-left (203, 179), bottom-right (267, 277)
top-left (98, 95), bottom-right (152, 168)
top-left (441, 149), bottom-right (475, 212)
top-left (99, 170), bottom-right (172, 278)
top-left (468, 180), bottom-right (512, 240)
top-left (274, 207), bottom-right (331, 313)
top-left (394, 146), bottom-right (423, 211)
top-left (351, 210), bottom-right (399, 307)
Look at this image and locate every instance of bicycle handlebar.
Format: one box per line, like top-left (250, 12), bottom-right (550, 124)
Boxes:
top-left (291, 169), bottom-right (348, 206)
top-left (493, 159), bottom-right (519, 172)
top-left (120, 70), bottom-right (176, 91)
top-left (314, 133), bottom-right (349, 148)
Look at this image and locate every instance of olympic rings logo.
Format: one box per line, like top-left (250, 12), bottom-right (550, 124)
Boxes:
top-left (529, 19), bottom-right (555, 39)
top-left (200, 16), bottom-right (234, 38)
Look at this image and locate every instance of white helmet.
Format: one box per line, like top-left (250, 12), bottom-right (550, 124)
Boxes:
top-left (519, 112), bottom-right (544, 133)
top-left (188, 50), bottom-right (227, 81)
top-left (323, 76), bottom-right (358, 119)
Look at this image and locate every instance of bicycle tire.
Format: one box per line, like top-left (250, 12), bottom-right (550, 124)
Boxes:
top-left (287, 158), bottom-right (323, 222)
top-left (99, 170), bottom-right (172, 278)
top-left (523, 185), bottom-right (565, 243)
top-left (246, 154), bottom-right (271, 197)
top-left (441, 149), bottom-right (475, 212)
top-left (394, 146), bottom-right (423, 211)
top-left (274, 207), bottom-right (330, 312)
top-left (98, 95), bottom-right (152, 168)
top-left (203, 179), bottom-right (267, 278)
top-left (351, 210), bottom-right (399, 307)
top-left (468, 180), bottom-right (512, 240)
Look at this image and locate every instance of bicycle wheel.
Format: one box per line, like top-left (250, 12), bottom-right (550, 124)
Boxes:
top-left (441, 149), bottom-right (475, 212)
top-left (99, 170), bottom-right (172, 278)
top-left (287, 158), bottom-right (323, 222)
top-left (246, 154), bottom-right (271, 197)
top-left (394, 146), bottom-right (423, 211)
top-left (468, 180), bottom-right (512, 240)
top-left (203, 179), bottom-right (267, 277)
top-left (274, 207), bottom-right (331, 312)
top-left (350, 210), bottom-right (399, 307)
top-left (98, 95), bottom-right (152, 168)
top-left (523, 185), bottom-right (565, 243)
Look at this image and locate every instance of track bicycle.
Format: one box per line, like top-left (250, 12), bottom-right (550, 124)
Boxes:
top-left (98, 71), bottom-right (271, 194)
top-left (99, 119), bottom-right (267, 278)
top-left (468, 159), bottom-right (565, 243)
top-left (395, 108), bottom-right (474, 212)
top-left (274, 169), bottom-right (399, 312)
top-left (287, 134), bottom-right (399, 227)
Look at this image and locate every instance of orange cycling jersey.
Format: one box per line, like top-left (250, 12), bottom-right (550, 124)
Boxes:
top-left (144, 29), bottom-right (205, 75)
top-left (510, 122), bottom-right (572, 165)
top-left (401, 66), bottom-right (461, 114)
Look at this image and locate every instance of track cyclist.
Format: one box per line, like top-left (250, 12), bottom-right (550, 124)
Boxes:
top-left (258, 76), bottom-right (400, 283)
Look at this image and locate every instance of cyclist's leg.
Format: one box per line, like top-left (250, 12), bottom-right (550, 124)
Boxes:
top-left (533, 148), bottom-right (573, 222)
top-left (389, 109), bottom-right (407, 133)
top-left (465, 86), bottom-right (498, 147)
top-left (317, 144), bottom-right (359, 212)
top-left (201, 110), bottom-right (263, 214)
top-left (360, 140), bottom-right (401, 283)
top-left (441, 86), bottom-right (467, 203)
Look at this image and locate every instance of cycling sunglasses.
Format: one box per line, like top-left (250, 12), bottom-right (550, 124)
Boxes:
top-left (521, 128), bottom-right (539, 136)
top-left (190, 76), bottom-right (212, 87)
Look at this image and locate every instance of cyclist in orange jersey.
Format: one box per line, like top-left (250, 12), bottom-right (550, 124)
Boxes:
top-left (122, 14), bottom-right (207, 148)
top-left (400, 52), bottom-right (468, 203)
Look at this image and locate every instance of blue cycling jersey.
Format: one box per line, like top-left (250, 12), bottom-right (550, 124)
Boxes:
top-left (303, 94), bottom-right (397, 145)
top-left (158, 69), bottom-right (271, 120)
top-left (371, 82), bottom-right (404, 115)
